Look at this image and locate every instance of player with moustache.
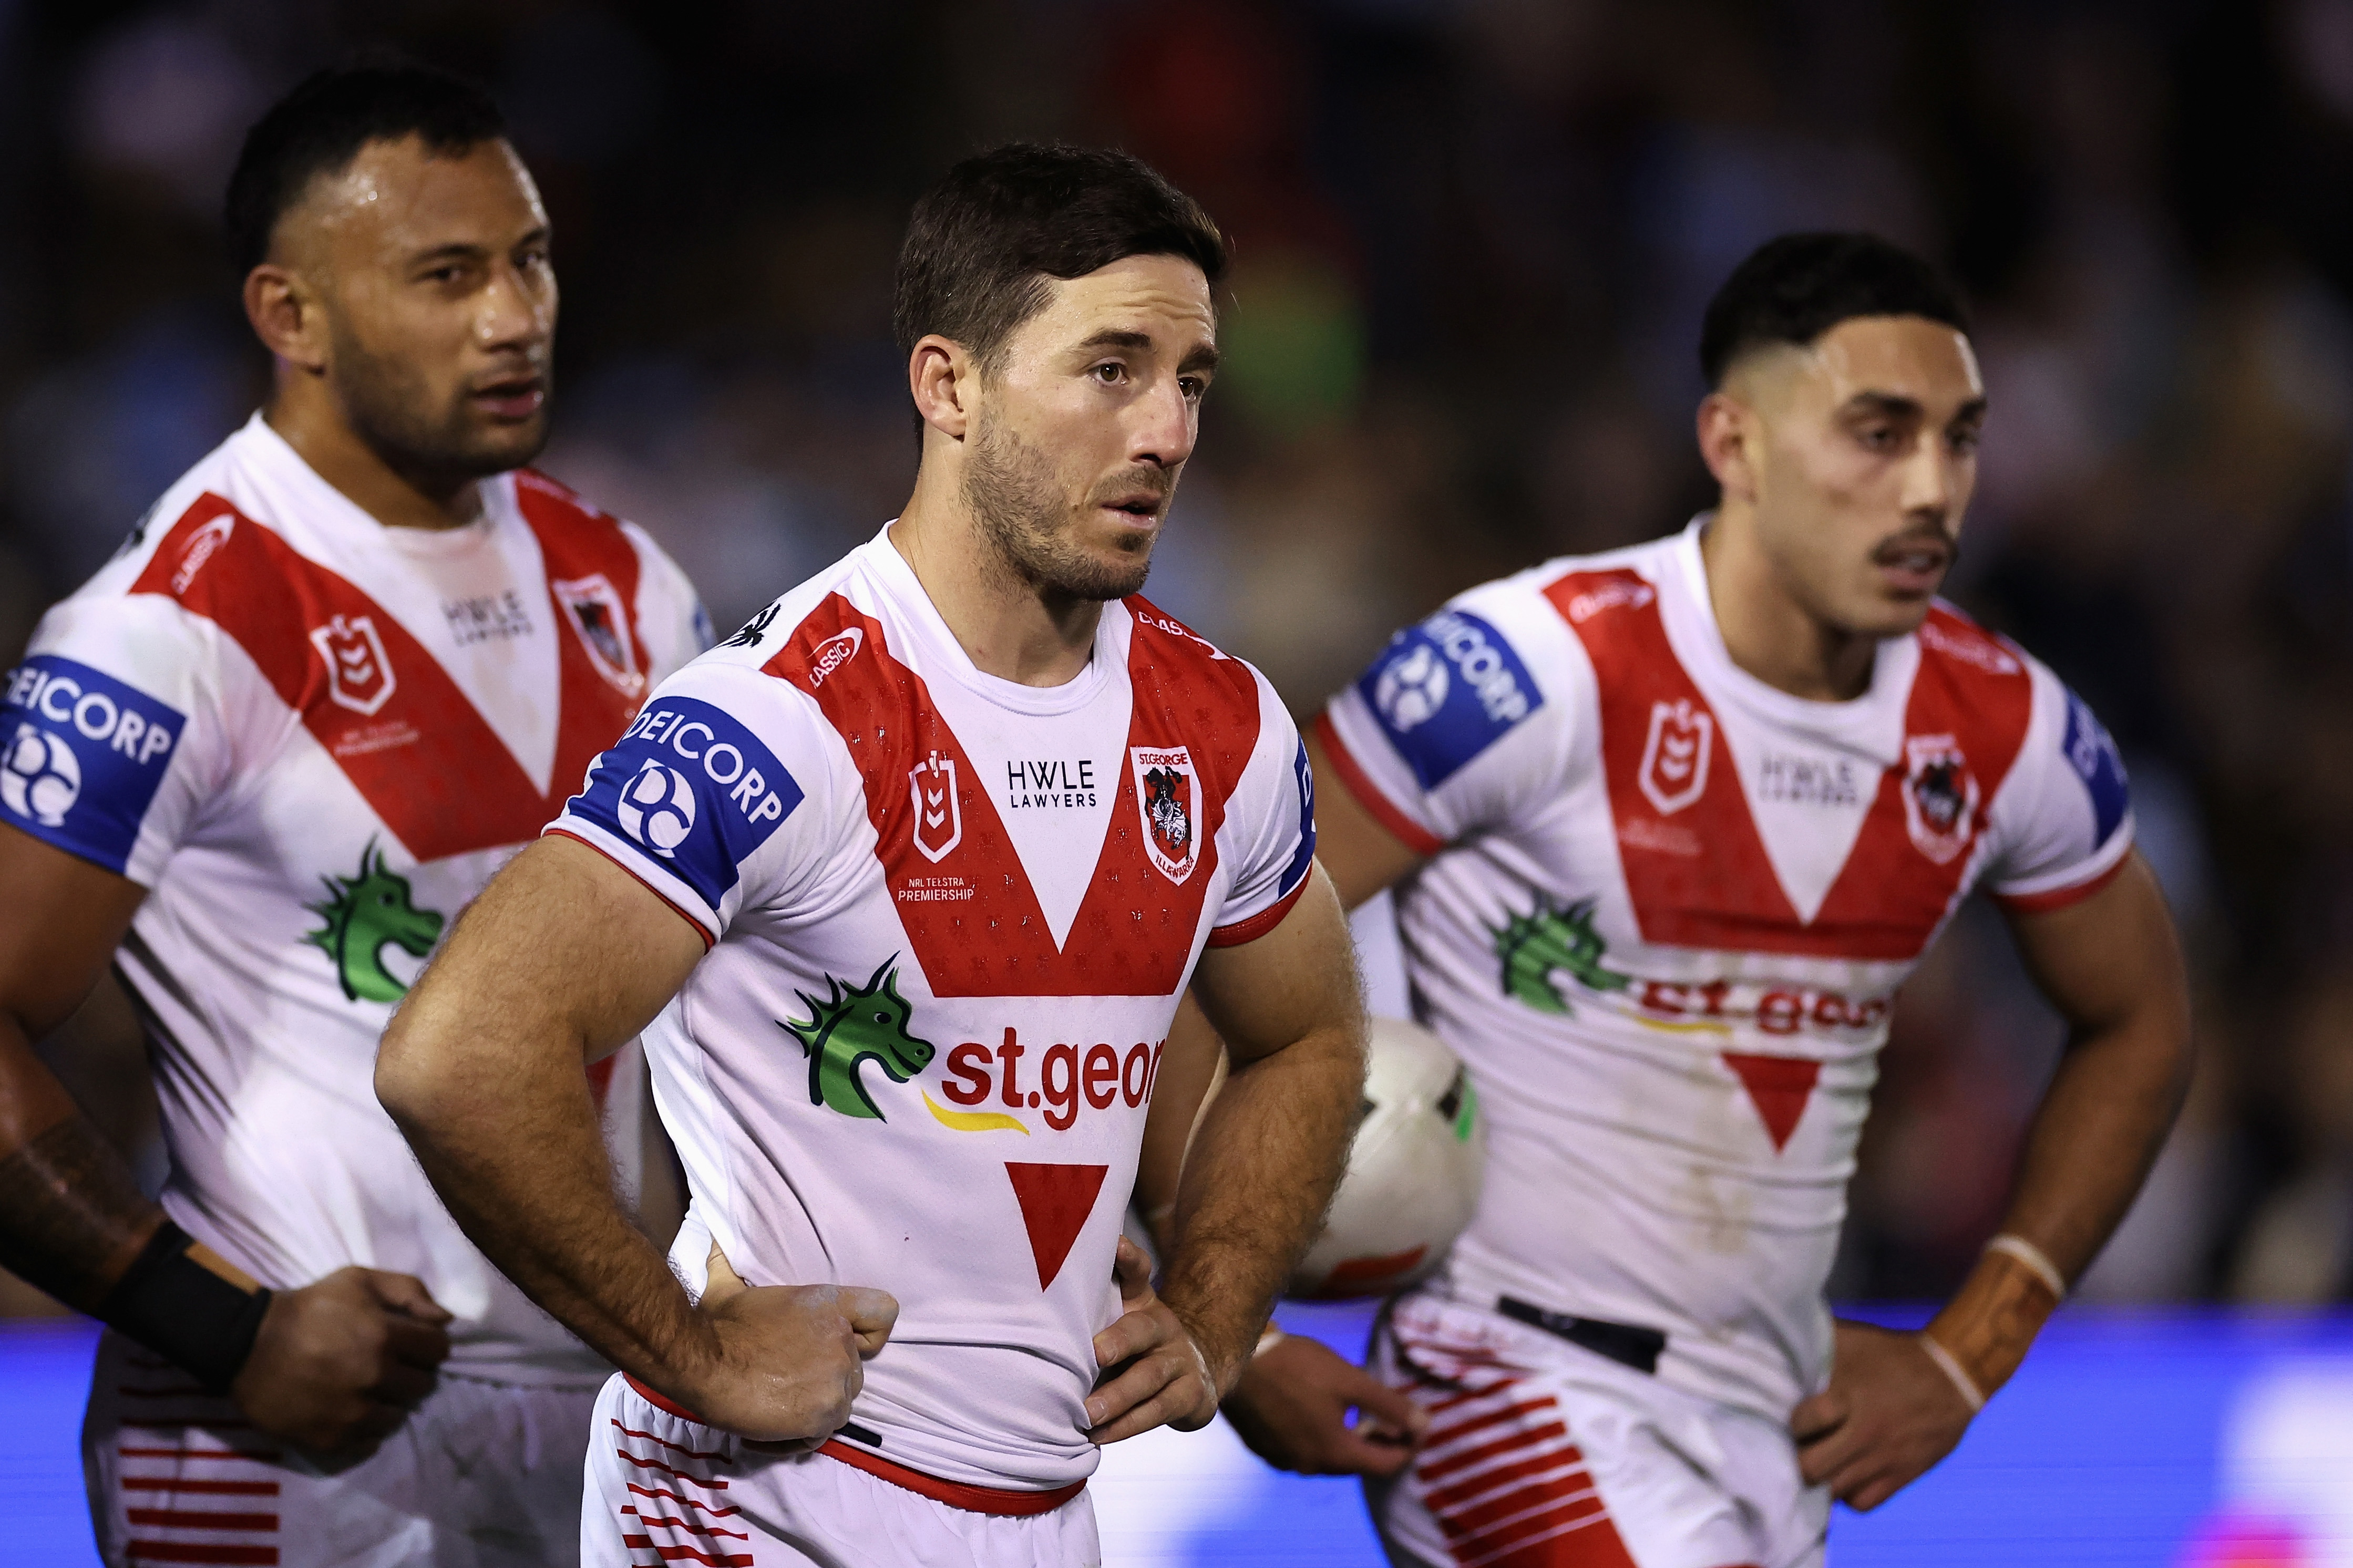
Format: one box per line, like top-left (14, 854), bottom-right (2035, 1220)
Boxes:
top-left (376, 144), bottom-right (1366, 1566)
top-left (1143, 234), bottom-right (2192, 1566)
top-left (0, 64), bottom-right (705, 1565)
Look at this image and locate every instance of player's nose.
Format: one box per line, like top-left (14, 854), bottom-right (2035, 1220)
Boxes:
top-left (1898, 429), bottom-right (1956, 522)
top-left (475, 261), bottom-right (552, 353)
top-left (1127, 376), bottom-right (1198, 469)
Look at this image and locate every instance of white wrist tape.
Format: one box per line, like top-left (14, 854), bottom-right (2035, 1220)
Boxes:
top-left (1918, 1332), bottom-right (1987, 1414)
top-left (1985, 1234), bottom-right (2068, 1298)
top-left (1253, 1326), bottom-right (1288, 1359)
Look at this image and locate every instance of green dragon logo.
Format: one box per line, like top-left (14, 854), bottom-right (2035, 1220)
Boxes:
top-left (782, 958), bottom-right (936, 1120)
top-left (1493, 896), bottom-right (1630, 1015)
top-left (303, 840), bottom-right (445, 1004)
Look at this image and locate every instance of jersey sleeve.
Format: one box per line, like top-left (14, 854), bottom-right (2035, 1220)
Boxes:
top-left (623, 520), bottom-right (715, 684)
top-left (1205, 673), bottom-right (1318, 947)
top-left (1982, 667), bottom-right (2135, 912)
top-left (1316, 587), bottom-right (1573, 855)
top-left (547, 662), bottom-right (822, 943)
top-left (1, 595), bottom-right (227, 887)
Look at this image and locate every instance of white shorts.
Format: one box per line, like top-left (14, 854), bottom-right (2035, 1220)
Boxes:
top-left (83, 1328), bottom-right (602, 1568)
top-left (1363, 1295), bottom-right (1827, 1568)
top-left (583, 1373), bottom-right (1102, 1568)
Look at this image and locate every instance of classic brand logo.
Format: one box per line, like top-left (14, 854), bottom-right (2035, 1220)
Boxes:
top-left (807, 627), bottom-right (864, 686)
top-left (310, 614), bottom-right (396, 716)
top-left (170, 514), bottom-right (235, 595)
top-left (1637, 698), bottom-right (1713, 816)
top-left (1131, 745), bottom-right (1199, 883)
top-left (1564, 579), bottom-right (1656, 623)
top-left (553, 574), bottom-right (643, 696)
top-left (1902, 733), bottom-right (1979, 864)
top-left (910, 751), bottom-right (961, 862)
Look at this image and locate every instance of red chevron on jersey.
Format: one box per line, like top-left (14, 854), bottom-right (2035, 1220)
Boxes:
top-left (129, 488), bottom-right (648, 862)
top-left (1002, 1162), bottom-right (1109, 1290)
top-left (1720, 1053), bottom-right (1821, 1153)
top-left (1545, 572), bottom-right (2035, 961)
top-left (764, 593), bottom-right (1263, 997)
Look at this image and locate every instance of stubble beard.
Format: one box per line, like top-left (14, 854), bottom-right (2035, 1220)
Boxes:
top-left (962, 415), bottom-right (1157, 603)
top-left (330, 318), bottom-right (551, 491)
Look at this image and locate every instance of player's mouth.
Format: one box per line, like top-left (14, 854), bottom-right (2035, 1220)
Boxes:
top-left (1097, 489), bottom-right (1167, 529)
top-left (1872, 532), bottom-right (1953, 595)
top-left (470, 374), bottom-right (547, 421)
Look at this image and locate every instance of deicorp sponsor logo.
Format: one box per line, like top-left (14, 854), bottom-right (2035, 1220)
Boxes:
top-left (1, 656), bottom-right (186, 875)
top-left (567, 696), bottom-right (802, 909)
top-left (1358, 607), bottom-right (1542, 788)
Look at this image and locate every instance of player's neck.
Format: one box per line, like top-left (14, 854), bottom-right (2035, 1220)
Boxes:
top-left (891, 470), bottom-right (1100, 689)
top-left (264, 379), bottom-right (483, 534)
top-left (1699, 508), bottom-right (1878, 702)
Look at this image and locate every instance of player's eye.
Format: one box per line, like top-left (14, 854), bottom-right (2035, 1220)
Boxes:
top-left (1949, 426), bottom-right (1982, 455)
top-left (1091, 362), bottom-right (1127, 385)
top-left (1179, 376), bottom-right (1207, 401)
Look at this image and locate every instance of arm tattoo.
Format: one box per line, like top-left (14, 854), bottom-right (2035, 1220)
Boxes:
top-left (0, 1117), bottom-right (160, 1311)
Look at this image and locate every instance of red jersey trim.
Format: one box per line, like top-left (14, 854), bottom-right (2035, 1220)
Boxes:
top-left (624, 1374), bottom-right (705, 1422)
top-left (1206, 874), bottom-right (1309, 948)
top-left (1991, 853), bottom-right (2129, 915)
top-left (1312, 712), bottom-right (1446, 858)
top-left (817, 1439), bottom-right (1088, 1517)
top-left (544, 828), bottom-right (717, 949)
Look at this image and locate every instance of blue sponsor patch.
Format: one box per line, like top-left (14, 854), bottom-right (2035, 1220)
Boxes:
top-left (1278, 736), bottom-right (1318, 897)
top-left (0, 656), bottom-right (187, 875)
top-left (566, 696), bottom-right (803, 911)
top-left (1354, 608), bottom-right (1543, 789)
top-left (2061, 689), bottom-right (2129, 846)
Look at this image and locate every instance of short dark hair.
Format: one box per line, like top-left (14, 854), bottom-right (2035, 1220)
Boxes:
top-left (1699, 233), bottom-right (1971, 387)
top-left (892, 143), bottom-right (1227, 370)
top-left (225, 59), bottom-right (507, 273)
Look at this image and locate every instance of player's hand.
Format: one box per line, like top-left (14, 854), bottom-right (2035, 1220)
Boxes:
top-left (679, 1242), bottom-right (898, 1446)
top-left (1790, 1318), bottom-right (1976, 1511)
top-left (231, 1266), bottom-right (453, 1459)
top-left (1223, 1333), bottom-right (1427, 1477)
top-left (1087, 1236), bottom-right (1218, 1443)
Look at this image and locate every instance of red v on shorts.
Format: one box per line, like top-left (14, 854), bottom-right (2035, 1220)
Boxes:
top-left (1003, 1162), bottom-right (1108, 1290)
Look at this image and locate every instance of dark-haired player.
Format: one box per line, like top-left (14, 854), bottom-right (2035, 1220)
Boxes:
top-left (376, 143), bottom-right (1364, 1566)
top-left (0, 63), bottom-right (704, 1564)
top-left (1179, 234), bottom-right (2192, 1566)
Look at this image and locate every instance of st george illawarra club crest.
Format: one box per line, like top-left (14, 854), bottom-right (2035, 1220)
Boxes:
top-left (552, 574), bottom-right (644, 697)
top-left (909, 750), bottom-right (961, 863)
top-left (1131, 745), bottom-right (1201, 884)
top-left (1902, 733), bottom-right (1980, 864)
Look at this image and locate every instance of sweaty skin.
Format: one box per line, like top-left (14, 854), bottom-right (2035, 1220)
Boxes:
top-left (0, 128), bottom-right (569, 1458)
top-left (1145, 314), bottom-right (2190, 1510)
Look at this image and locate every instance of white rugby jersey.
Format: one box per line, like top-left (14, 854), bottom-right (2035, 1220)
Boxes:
top-left (0, 414), bottom-right (706, 1383)
top-left (549, 525), bottom-right (1317, 1489)
top-left (1320, 519), bottom-right (2133, 1422)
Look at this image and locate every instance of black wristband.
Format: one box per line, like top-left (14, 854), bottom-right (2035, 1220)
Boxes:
top-left (94, 1220), bottom-right (273, 1394)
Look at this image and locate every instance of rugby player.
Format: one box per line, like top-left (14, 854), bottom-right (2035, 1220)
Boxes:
top-left (1150, 233), bottom-right (2193, 1567)
top-left (0, 64), bottom-right (705, 1565)
top-left (375, 143), bottom-right (1366, 1566)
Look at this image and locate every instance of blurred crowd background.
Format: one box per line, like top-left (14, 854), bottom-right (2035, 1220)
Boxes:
top-left (3, 0), bottom-right (2350, 1313)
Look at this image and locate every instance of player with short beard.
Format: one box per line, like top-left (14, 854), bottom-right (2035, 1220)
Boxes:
top-left (0, 63), bottom-right (705, 1565)
top-left (377, 143), bottom-right (1366, 1568)
top-left (1146, 234), bottom-right (2193, 1566)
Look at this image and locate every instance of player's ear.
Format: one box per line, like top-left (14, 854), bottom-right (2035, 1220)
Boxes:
top-left (244, 263), bottom-right (329, 376)
top-left (909, 335), bottom-right (974, 443)
top-left (1696, 388), bottom-right (1761, 503)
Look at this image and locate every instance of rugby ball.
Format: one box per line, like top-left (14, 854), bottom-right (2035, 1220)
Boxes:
top-left (1287, 1016), bottom-right (1487, 1301)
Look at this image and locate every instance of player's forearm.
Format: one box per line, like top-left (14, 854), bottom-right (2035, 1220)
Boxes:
top-left (0, 1017), bottom-right (165, 1309)
top-left (1159, 1023), bottom-right (1360, 1387)
top-left (1926, 1000), bottom-right (2190, 1403)
top-left (377, 1022), bottom-right (712, 1396)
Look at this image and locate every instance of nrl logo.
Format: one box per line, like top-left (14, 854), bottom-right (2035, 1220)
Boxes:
top-left (782, 957), bottom-right (936, 1121)
top-left (1902, 734), bottom-right (1979, 864)
top-left (553, 574), bottom-right (644, 696)
top-left (1638, 698), bottom-right (1712, 816)
top-left (1131, 745), bottom-right (1200, 884)
top-left (910, 750), bottom-right (961, 862)
top-left (310, 614), bottom-right (396, 716)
